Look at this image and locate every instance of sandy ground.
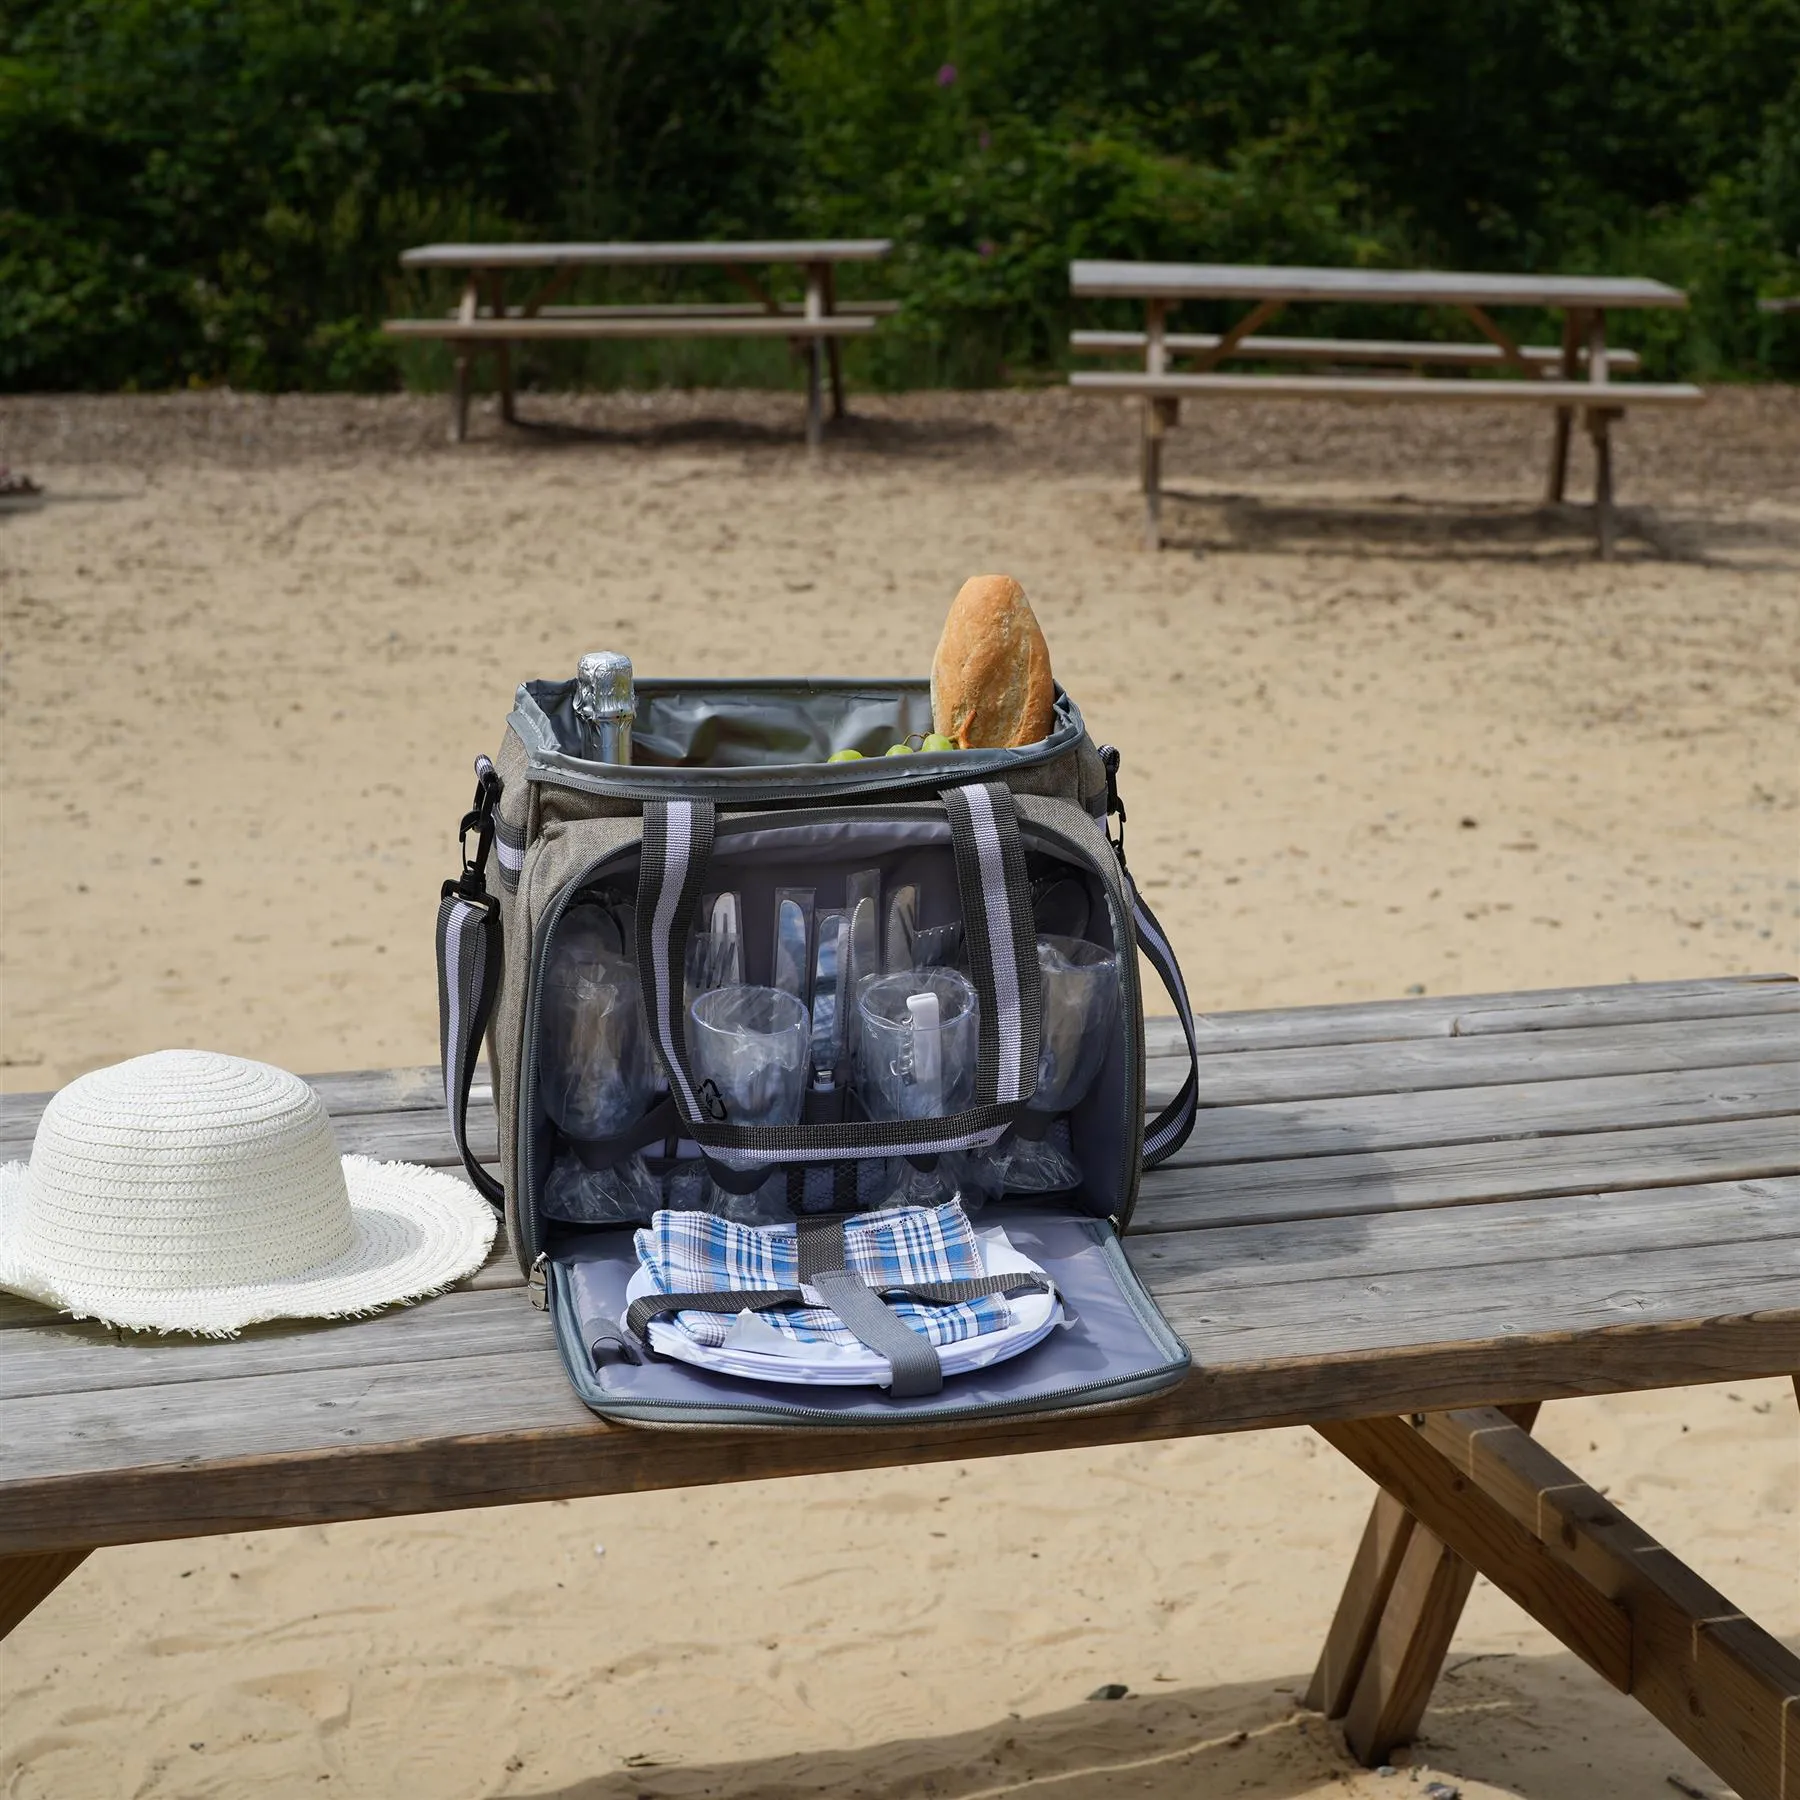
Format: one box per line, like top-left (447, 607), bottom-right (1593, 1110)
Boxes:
top-left (1, 385), bottom-right (1796, 1798)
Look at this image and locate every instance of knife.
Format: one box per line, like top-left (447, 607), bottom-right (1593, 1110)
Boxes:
top-left (848, 895), bottom-right (879, 1012)
top-left (809, 909), bottom-right (848, 1086)
top-left (884, 884), bottom-right (918, 973)
top-left (773, 895), bottom-right (810, 1001)
top-left (710, 892), bottom-right (742, 987)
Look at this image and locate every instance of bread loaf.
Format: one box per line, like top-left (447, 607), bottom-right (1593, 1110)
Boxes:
top-left (930, 575), bottom-right (1056, 749)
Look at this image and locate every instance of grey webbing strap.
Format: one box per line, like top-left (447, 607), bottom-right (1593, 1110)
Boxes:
top-left (881, 1271), bottom-right (1051, 1305)
top-left (795, 1214), bottom-right (846, 1283)
top-left (942, 782), bottom-right (1041, 1108)
top-left (435, 755), bottom-right (506, 1210)
top-left (634, 786), bottom-right (1038, 1163)
top-left (634, 796), bottom-right (717, 1124)
top-left (624, 1288), bottom-right (803, 1339)
top-left (1129, 875), bottom-right (1200, 1168)
top-left (810, 1269), bottom-right (943, 1397)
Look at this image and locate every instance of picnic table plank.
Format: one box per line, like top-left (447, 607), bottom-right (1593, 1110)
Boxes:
top-left (400, 240), bottom-right (893, 268)
top-left (4, 1179), bottom-right (1784, 1410)
top-left (1138, 1114), bottom-right (1799, 1229)
top-left (1162, 1064), bottom-right (1799, 1166)
top-left (1143, 973), bottom-right (1797, 1055)
top-left (384, 315), bottom-right (875, 341)
top-left (1069, 261), bottom-right (1690, 309)
top-left (1, 1269), bottom-right (1791, 1556)
top-left (1068, 371), bottom-right (1701, 405)
top-left (1069, 330), bottom-right (1646, 372)
top-left (1143, 1012), bottom-right (1800, 1105)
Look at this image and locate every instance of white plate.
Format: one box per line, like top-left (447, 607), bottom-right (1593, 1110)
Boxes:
top-left (631, 1225), bottom-right (1060, 1387)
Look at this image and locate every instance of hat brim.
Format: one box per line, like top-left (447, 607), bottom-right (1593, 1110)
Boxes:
top-left (0, 1155), bottom-right (498, 1336)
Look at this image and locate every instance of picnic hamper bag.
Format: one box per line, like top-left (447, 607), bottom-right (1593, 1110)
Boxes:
top-left (436, 677), bottom-right (1201, 1427)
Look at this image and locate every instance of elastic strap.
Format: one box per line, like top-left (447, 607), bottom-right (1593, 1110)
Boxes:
top-left (1129, 876), bottom-right (1200, 1168)
top-left (636, 784), bottom-right (1041, 1165)
top-left (634, 796), bottom-right (717, 1122)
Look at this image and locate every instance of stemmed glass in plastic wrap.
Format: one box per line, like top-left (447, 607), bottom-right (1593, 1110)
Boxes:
top-left (538, 905), bottom-right (662, 1222)
top-left (994, 935), bottom-right (1121, 1193)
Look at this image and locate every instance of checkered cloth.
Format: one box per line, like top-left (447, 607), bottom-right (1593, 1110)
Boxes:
top-left (634, 1201), bottom-right (1013, 1349)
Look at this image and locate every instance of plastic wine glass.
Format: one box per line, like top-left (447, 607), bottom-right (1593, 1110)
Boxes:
top-left (538, 908), bottom-right (661, 1222)
top-left (992, 935), bottom-right (1120, 1194)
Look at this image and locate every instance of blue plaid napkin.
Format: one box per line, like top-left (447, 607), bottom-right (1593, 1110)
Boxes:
top-left (634, 1201), bottom-right (1012, 1350)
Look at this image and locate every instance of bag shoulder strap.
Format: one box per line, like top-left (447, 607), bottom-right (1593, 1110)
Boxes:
top-left (1129, 876), bottom-right (1199, 1168)
top-left (435, 757), bottom-right (506, 1208)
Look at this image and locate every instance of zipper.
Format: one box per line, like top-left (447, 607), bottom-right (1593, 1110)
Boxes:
top-left (516, 801), bottom-right (1144, 1263)
top-left (528, 1253), bottom-right (548, 1311)
top-left (521, 736), bottom-right (1075, 809)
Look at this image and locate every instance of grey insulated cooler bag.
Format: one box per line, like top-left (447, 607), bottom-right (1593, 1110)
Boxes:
top-left (436, 677), bottom-right (1201, 1427)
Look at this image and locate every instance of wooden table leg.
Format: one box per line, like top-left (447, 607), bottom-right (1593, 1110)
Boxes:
top-left (1545, 308), bottom-right (1582, 502)
top-left (488, 271), bottom-right (516, 426)
top-left (0, 1549), bottom-right (91, 1639)
top-left (1141, 300), bottom-right (1169, 550)
top-left (824, 265), bottom-right (847, 420)
top-left (1308, 1402), bottom-right (1539, 1763)
top-left (1320, 1408), bottom-right (1800, 1800)
top-left (803, 262), bottom-right (825, 456)
top-left (1586, 310), bottom-right (1616, 558)
top-left (450, 275), bottom-right (479, 444)
top-left (1588, 407), bottom-right (1618, 560)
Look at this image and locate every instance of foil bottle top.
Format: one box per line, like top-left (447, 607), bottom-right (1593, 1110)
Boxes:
top-left (574, 651), bottom-right (634, 724)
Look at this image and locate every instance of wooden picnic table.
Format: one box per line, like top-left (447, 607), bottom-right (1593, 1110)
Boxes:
top-left (2, 974), bottom-right (1797, 1787)
top-left (384, 240), bottom-right (894, 449)
top-left (1067, 260), bottom-right (1705, 556)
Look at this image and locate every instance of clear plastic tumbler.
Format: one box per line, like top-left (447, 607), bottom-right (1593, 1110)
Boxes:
top-left (689, 984), bottom-right (811, 1223)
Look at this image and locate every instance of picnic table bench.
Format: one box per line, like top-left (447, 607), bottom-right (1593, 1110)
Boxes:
top-left (1068, 261), bottom-right (1706, 556)
top-left (384, 240), bottom-right (894, 449)
top-left (3, 974), bottom-right (1797, 1787)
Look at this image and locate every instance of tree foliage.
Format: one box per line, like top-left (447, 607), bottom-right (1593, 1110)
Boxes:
top-left (3, 0), bottom-right (1795, 390)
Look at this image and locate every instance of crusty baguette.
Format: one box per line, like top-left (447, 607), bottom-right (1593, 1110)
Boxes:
top-left (930, 574), bottom-right (1057, 749)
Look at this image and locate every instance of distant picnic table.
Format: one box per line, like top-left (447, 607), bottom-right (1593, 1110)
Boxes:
top-left (384, 240), bottom-right (895, 449)
top-left (2, 974), bottom-right (1797, 1788)
top-left (1068, 261), bottom-right (1705, 556)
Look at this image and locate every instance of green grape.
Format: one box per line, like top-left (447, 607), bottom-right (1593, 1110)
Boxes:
top-left (920, 733), bottom-right (957, 753)
top-left (827, 748), bottom-right (864, 762)
top-left (885, 742), bottom-right (916, 756)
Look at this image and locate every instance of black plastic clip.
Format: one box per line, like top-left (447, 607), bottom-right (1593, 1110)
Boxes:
top-left (1100, 743), bottom-right (1127, 868)
top-left (442, 756), bottom-right (504, 904)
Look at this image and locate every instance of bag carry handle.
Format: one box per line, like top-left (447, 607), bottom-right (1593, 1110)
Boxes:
top-left (1128, 875), bottom-right (1199, 1168)
top-left (633, 782), bottom-right (1042, 1166)
top-left (435, 757), bottom-right (506, 1208)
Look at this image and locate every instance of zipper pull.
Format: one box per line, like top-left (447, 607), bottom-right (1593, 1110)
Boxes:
top-left (528, 1252), bottom-right (549, 1311)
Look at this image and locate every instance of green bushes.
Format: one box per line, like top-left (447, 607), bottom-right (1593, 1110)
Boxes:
top-left (3, 0), bottom-right (1796, 392)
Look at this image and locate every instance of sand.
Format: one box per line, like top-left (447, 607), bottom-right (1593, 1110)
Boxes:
top-left (0, 385), bottom-right (1796, 1798)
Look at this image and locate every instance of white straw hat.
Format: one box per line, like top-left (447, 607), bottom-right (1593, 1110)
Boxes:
top-left (0, 1050), bottom-right (497, 1335)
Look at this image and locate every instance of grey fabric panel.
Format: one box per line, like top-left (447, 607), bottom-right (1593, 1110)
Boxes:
top-left (810, 1270), bottom-right (943, 1396)
top-left (551, 1208), bottom-right (1188, 1427)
